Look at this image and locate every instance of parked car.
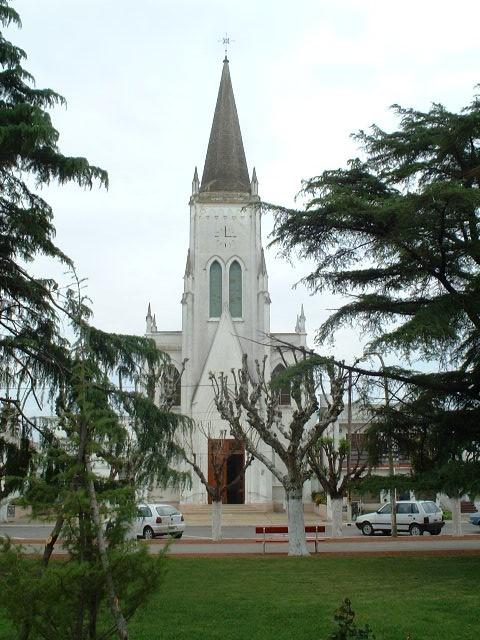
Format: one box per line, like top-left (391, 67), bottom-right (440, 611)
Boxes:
top-left (469, 512), bottom-right (480, 526)
top-left (355, 500), bottom-right (444, 536)
top-left (136, 503), bottom-right (185, 539)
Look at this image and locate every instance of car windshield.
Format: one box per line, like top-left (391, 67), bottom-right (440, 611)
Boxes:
top-left (156, 506), bottom-right (179, 516)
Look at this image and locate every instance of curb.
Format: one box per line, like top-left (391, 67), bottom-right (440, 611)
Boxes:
top-left (5, 534), bottom-right (480, 545)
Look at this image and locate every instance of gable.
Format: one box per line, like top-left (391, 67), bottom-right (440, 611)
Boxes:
top-left (191, 305), bottom-right (244, 407)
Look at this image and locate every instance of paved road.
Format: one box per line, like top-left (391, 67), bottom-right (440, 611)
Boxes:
top-left (2, 521), bottom-right (480, 541)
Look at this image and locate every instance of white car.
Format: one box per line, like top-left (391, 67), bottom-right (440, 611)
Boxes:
top-left (355, 500), bottom-right (444, 536)
top-left (136, 503), bottom-right (186, 539)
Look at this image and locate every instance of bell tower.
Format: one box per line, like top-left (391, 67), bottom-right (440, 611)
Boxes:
top-left (181, 57), bottom-right (271, 416)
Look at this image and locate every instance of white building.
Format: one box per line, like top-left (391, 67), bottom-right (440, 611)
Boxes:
top-left (146, 57), bottom-right (307, 508)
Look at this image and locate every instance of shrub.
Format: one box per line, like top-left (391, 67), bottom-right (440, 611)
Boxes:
top-left (327, 599), bottom-right (375, 639)
top-left (312, 490), bottom-right (327, 506)
top-left (327, 599), bottom-right (414, 639)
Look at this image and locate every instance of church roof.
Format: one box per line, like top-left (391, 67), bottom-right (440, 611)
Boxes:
top-left (200, 58), bottom-right (251, 194)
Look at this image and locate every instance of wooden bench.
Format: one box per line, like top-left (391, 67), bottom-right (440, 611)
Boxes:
top-left (255, 525), bottom-right (326, 553)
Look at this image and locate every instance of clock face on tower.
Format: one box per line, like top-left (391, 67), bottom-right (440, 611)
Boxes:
top-left (214, 223), bottom-right (237, 248)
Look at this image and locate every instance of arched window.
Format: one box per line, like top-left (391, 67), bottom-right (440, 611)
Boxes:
top-left (229, 260), bottom-right (242, 317)
top-left (166, 365), bottom-right (181, 407)
top-left (272, 364), bottom-right (291, 406)
top-left (209, 260), bottom-right (222, 317)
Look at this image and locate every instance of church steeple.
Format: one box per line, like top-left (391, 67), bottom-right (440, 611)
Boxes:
top-left (200, 58), bottom-right (250, 194)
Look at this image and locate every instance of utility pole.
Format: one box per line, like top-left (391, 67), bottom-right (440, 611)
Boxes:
top-left (346, 369), bottom-right (353, 522)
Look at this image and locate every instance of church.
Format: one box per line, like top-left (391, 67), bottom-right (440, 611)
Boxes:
top-left (146, 57), bottom-right (308, 508)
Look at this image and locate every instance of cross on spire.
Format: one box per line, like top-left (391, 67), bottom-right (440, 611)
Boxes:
top-left (219, 33), bottom-right (234, 61)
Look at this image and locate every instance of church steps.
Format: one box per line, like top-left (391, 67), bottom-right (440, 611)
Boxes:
top-left (179, 503), bottom-right (274, 515)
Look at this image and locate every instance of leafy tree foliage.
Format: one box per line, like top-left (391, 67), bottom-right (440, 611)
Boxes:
top-left (0, 4), bottom-right (189, 637)
top-left (0, 0), bottom-right (188, 504)
top-left (0, 0), bottom-right (107, 407)
top-left (327, 599), bottom-right (375, 640)
top-left (0, 0), bottom-right (106, 490)
top-left (270, 93), bottom-right (480, 494)
top-left (6, 299), bottom-right (190, 639)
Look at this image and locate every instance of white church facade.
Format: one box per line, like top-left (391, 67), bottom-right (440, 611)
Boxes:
top-left (146, 57), bottom-right (309, 507)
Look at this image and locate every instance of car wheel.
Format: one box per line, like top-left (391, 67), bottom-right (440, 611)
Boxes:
top-left (409, 523), bottom-right (423, 536)
top-left (361, 522), bottom-right (374, 536)
top-left (173, 532), bottom-right (183, 539)
top-left (143, 526), bottom-right (154, 540)
top-left (431, 530), bottom-right (440, 536)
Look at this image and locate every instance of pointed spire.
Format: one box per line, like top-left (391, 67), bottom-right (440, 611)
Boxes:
top-left (258, 247), bottom-right (268, 276)
top-left (251, 167), bottom-right (258, 196)
top-left (152, 313), bottom-right (157, 332)
top-left (192, 166), bottom-right (199, 195)
top-left (200, 58), bottom-right (250, 193)
top-left (296, 304), bottom-right (306, 334)
top-left (184, 248), bottom-right (192, 277)
top-left (146, 302), bottom-right (152, 333)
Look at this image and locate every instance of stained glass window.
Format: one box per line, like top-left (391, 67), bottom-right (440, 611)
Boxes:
top-left (210, 260), bottom-right (222, 317)
top-left (229, 260), bottom-right (242, 317)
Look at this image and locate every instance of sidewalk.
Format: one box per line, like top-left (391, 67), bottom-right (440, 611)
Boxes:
top-left (7, 535), bottom-right (480, 558)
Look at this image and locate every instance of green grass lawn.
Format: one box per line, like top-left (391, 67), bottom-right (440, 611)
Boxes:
top-left (1, 555), bottom-right (478, 639)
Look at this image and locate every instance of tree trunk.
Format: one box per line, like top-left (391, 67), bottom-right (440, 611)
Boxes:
top-left (286, 488), bottom-right (309, 556)
top-left (450, 496), bottom-right (462, 536)
top-left (88, 592), bottom-right (98, 640)
top-left (86, 460), bottom-right (129, 640)
top-left (211, 500), bottom-right (223, 541)
top-left (42, 513), bottom-right (64, 566)
top-left (330, 497), bottom-right (343, 537)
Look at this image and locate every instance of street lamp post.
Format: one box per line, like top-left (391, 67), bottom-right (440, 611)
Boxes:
top-left (368, 352), bottom-right (398, 537)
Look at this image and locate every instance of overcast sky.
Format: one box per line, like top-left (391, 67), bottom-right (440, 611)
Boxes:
top-left (12, 0), bottom-right (480, 364)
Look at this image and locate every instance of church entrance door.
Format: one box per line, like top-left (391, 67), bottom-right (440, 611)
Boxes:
top-left (207, 438), bottom-right (245, 504)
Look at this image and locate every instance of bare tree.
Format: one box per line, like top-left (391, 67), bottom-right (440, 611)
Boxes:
top-left (309, 432), bottom-right (369, 537)
top-left (181, 422), bottom-right (254, 540)
top-left (210, 351), bottom-right (346, 556)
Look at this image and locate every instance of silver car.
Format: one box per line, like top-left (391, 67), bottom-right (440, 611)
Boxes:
top-left (356, 500), bottom-right (444, 536)
top-left (469, 512), bottom-right (480, 526)
top-left (136, 503), bottom-right (186, 539)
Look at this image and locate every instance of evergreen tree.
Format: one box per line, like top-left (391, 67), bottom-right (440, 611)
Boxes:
top-left (0, 4), bottom-right (190, 637)
top-left (0, 0), bottom-right (188, 502)
top-left (0, 0), bottom-right (106, 484)
top-left (269, 93), bottom-right (480, 494)
top-left (3, 281), bottom-right (190, 639)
